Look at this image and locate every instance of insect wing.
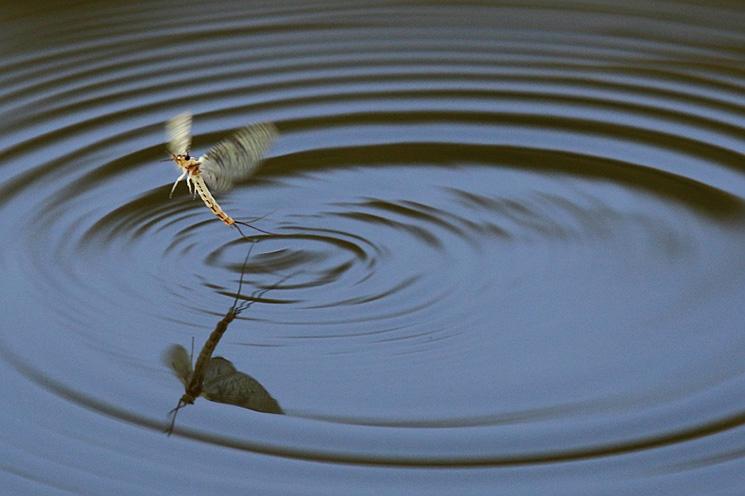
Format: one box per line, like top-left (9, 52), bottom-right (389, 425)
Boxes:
top-left (162, 344), bottom-right (193, 387)
top-left (202, 357), bottom-right (283, 413)
top-left (199, 122), bottom-right (277, 193)
top-left (166, 111), bottom-right (192, 155)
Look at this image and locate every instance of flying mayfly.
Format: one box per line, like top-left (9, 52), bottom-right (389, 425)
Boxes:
top-left (165, 112), bottom-right (278, 236)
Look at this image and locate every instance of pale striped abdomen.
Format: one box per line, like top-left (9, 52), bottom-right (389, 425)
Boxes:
top-left (191, 174), bottom-right (235, 225)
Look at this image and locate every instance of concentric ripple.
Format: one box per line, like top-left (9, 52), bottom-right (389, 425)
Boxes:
top-left (1, 1), bottom-right (744, 494)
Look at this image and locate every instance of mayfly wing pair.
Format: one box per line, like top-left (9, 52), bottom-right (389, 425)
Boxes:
top-left (165, 112), bottom-right (278, 234)
top-left (164, 345), bottom-right (282, 413)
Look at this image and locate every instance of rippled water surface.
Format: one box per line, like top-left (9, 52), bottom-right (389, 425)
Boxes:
top-left (2, 1), bottom-right (745, 494)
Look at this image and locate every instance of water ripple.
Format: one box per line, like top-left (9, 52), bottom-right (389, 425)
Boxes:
top-left (1, 1), bottom-right (744, 494)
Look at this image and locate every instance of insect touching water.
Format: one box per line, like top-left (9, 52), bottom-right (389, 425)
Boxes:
top-left (165, 112), bottom-right (278, 236)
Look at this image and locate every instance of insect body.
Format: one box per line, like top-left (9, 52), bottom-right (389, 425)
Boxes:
top-left (166, 112), bottom-right (278, 234)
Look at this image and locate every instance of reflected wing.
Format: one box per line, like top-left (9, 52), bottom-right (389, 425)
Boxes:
top-left (203, 356), bottom-right (238, 383)
top-left (198, 122), bottom-right (277, 193)
top-left (202, 357), bottom-right (283, 413)
top-left (166, 112), bottom-right (192, 155)
top-left (162, 345), bottom-right (193, 387)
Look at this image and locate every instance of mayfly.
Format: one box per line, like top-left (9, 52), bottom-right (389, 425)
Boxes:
top-left (166, 112), bottom-right (278, 236)
top-left (164, 242), bottom-right (288, 435)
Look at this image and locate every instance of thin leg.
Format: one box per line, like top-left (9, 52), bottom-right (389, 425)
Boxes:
top-left (186, 174), bottom-right (195, 198)
top-left (169, 171), bottom-right (187, 199)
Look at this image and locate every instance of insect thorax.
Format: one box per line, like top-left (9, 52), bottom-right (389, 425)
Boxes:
top-left (173, 155), bottom-right (201, 174)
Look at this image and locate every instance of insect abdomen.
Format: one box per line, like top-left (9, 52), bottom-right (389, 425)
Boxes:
top-left (192, 174), bottom-right (235, 225)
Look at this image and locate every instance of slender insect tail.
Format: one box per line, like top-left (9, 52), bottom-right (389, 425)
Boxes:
top-left (233, 221), bottom-right (275, 237)
top-left (232, 209), bottom-right (277, 238)
top-left (165, 398), bottom-right (187, 436)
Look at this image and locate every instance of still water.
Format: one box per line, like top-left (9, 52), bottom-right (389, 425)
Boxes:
top-left (1, 1), bottom-right (744, 494)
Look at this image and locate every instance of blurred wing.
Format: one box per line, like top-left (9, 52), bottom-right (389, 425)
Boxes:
top-left (166, 112), bottom-right (192, 155)
top-left (162, 345), bottom-right (193, 387)
top-left (198, 122), bottom-right (277, 193)
top-left (202, 357), bottom-right (283, 413)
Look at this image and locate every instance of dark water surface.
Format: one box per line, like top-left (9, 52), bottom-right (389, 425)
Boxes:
top-left (1, 1), bottom-right (744, 494)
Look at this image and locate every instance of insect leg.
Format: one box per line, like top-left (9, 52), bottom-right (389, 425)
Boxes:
top-left (169, 170), bottom-right (187, 199)
top-left (186, 174), bottom-right (194, 197)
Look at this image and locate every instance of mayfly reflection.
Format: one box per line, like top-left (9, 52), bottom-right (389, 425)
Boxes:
top-left (165, 112), bottom-right (278, 236)
top-left (164, 243), bottom-right (285, 435)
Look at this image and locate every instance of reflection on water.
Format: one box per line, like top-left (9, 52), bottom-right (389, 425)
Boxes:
top-left (164, 346), bottom-right (282, 419)
top-left (1, 0), bottom-right (744, 494)
top-left (164, 243), bottom-right (283, 435)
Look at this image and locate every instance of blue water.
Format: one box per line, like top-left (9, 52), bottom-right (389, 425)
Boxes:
top-left (1, 1), bottom-right (744, 494)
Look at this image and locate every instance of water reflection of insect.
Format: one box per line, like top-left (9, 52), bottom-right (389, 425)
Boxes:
top-left (164, 345), bottom-right (282, 420)
top-left (166, 112), bottom-right (278, 236)
top-left (164, 242), bottom-right (289, 435)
